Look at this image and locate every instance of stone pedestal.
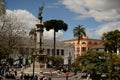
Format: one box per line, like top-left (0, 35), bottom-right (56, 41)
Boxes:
top-left (38, 54), bottom-right (47, 69)
top-left (23, 61), bottom-right (41, 74)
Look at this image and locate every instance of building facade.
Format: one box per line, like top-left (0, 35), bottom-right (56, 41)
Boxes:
top-left (10, 38), bottom-right (75, 66)
top-left (43, 39), bottom-right (75, 65)
top-left (63, 36), bottom-right (103, 58)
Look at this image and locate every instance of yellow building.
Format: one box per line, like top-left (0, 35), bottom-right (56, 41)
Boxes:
top-left (63, 36), bottom-right (102, 59)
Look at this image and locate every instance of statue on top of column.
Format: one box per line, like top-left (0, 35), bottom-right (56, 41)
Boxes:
top-left (38, 4), bottom-right (44, 20)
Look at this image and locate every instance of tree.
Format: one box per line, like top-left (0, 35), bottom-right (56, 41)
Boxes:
top-left (29, 28), bottom-right (37, 50)
top-left (77, 51), bottom-right (108, 72)
top-left (0, 0), bottom-right (6, 15)
top-left (0, 13), bottom-right (27, 59)
top-left (73, 25), bottom-right (86, 44)
top-left (29, 28), bottom-right (37, 41)
top-left (73, 25), bottom-right (86, 57)
top-left (46, 55), bottom-right (64, 68)
top-left (102, 29), bottom-right (120, 53)
top-left (44, 19), bottom-right (68, 56)
top-left (102, 30), bottom-right (120, 80)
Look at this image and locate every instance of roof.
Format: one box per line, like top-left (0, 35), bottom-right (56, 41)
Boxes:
top-left (62, 38), bottom-right (101, 42)
top-left (43, 39), bottom-right (74, 48)
top-left (90, 44), bottom-right (105, 49)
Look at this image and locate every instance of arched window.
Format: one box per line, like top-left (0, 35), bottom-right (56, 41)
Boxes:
top-left (82, 42), bottom-right (86, 45)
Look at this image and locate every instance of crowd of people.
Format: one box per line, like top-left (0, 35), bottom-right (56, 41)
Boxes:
top-left (0, 69), bottom-right (52, 80)
top-left (0, 63), bottom-right (52, 80)
top-left (19, 73), bottom-right (51, 80)
top-left (0, 62), bottom-right (19, 79)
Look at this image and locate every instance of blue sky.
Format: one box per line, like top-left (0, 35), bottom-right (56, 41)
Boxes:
top-left (5, 0), bottom-right (120, 40)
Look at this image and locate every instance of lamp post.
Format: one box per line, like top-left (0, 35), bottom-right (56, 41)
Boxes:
top-left (68, 53), bottom-right (72, 71)
top-left (32, 52), bottom-right (36, 80)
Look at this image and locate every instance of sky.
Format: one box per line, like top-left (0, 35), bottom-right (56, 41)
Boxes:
top-left (4, 0), bottom-right (120, 40)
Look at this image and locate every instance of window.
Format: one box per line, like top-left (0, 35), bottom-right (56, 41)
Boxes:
top-left (61, 49), bottom-right (64, 56)
top-left (57, 49), bottom-right (59, 55)
top-left (81, 47), bottom-right (86, 52)
top-left (82, 42), bottom-right (86, 45)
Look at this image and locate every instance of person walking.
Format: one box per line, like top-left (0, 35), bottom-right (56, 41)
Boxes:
top-left (50, 69), bottom-right (52, 77)
top-left (74, 69), bottom-right (77, 75)
top-left (66, 70), bottom-right (69, 80)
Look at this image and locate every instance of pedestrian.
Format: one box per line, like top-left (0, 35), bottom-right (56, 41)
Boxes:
top-left (66, 70), bottom-right (69, 80)
top-left (74, 69), bottom-right (77, 75)
top-left (14, 69), bottom-right (17, 76)
top-left (86, 73), bottom-right (90, 80)
top-left (50, 69), bottom-right (52, 77)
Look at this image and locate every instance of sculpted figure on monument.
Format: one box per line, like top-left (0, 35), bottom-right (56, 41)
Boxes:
top-left (38, 5), bottom-right (43, 20)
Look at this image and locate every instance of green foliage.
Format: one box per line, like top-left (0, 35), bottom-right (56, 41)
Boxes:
top-left (54, 56), bottom-right (64, 66)
top-left (73, 25), bottom-right (86, 38)
top-left (76, 51), bottom-right (120, 73)
top-left (102, 29), bottom-right (120, 53)
top-left (44, 19), bottom-right (68, 32)
top-left (73, 25), bottom-right (86, 44)
top-left (46, 56), bottom-right (55, 61)
top-left (44, 19), bottom-right (68, 56)
top-left (29, 28), bottom-right (37, 41)
top-left (46, 56), bottom-right (64, 67)
top-left (76, 51), bottom-right (108, 72)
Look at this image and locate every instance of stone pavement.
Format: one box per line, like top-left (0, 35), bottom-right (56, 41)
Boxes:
top-left (51, 72), bottom-right (85, 80)
top-left (17, 67), bottom-right (86, 80)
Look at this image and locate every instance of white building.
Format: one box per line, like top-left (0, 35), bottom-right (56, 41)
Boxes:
top-left (10, 38), bottom-right (75, 66)
top-left (43, 39), bottom-right (75, 65)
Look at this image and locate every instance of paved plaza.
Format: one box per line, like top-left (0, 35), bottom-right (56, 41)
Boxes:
top-left (18, 69), bottom-right (85, 80)
top-left (47, 72), bottom-right (85, 80)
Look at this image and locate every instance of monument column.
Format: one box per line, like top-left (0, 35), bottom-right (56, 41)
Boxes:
top-left (36, 5), bottom-right (47, 69)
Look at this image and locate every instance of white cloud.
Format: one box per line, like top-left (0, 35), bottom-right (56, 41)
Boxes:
top-left (44, 29), bottom-right (63, 39)
top-left (61, 0), bottom-right (120, 22)
top-left (61, 0), bottom-right (120, 39)
top-left (6, 9), bottom-right (63, 39)
top-left (96, 22), bottom-right (120, 37)
top-left (7, 9), bottom-right (37, 30)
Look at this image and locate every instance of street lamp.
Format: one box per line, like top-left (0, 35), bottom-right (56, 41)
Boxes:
top-left (32, 52), bottom-right (36, 80)
top-left (68, 53), bottom-right (72, 71)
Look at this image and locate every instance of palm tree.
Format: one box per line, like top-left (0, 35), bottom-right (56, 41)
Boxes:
top-left (44, 19), bottom-right (68, 56)
top-left (102, 29), bottom-right (120, 53)
top-left (102, 29), bottom-right (120, 80)
top-left (73, 25), bottom-right (86, 55)
top-left (73, 25), bottom-right (86, 44)
top-left (0, 0), bottom-right (6, 15)
top-left (29, 28), bottom-right (37, 49)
